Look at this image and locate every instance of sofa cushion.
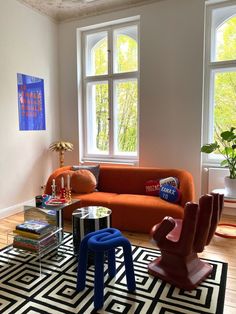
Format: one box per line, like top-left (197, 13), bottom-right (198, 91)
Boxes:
top-left (71, 164), bottom-right (100, 187)
top-left (159, 184), bottom-right (181, 203)
top-left (159, 176), bottom-right (179, 188)
top-left (145, 179), bottom-right (160, 196)
top-left (108, 194), bottom-right (184, 233)
top-left (71, 170), bottom-right (96, 194)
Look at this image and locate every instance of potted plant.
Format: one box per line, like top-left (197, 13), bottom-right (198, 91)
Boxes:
top-left (201, 127), bottom-right (236, 197)
top-left (49, 141), bottom-right (74, 167)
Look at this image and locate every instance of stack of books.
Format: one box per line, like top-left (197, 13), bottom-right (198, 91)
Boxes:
top-left (13, 220), bottom-right (57, 252)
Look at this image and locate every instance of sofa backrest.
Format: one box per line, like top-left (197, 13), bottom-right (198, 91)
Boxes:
top-left (98, 165), bottom-right (195, 207)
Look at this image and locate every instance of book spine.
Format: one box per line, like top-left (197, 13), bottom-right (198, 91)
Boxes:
top-left (13, 230), bottom-right (42, 239)
top-left (14, 235), bottom-right (57, 246)
top-left (13, 244), bottom-right (39, 252)
top-left (13, 241), bottom-right (38, 251)
top-left (13, 237), bottom-right (57, 252)
top-left (14, 236), bottom-right (38, 245)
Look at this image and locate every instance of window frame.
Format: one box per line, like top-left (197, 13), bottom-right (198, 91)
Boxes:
top-left (203, 1), bottom-right (236, 166)
top-left (80, 20), bottom-right (140, 164)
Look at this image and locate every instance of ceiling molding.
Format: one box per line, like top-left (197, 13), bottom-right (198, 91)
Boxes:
top-left (17, 0), bottom-right (161, 23)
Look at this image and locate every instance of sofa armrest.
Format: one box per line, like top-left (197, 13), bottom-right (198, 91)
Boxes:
top-left (178, 170), bottom-right (195, 207)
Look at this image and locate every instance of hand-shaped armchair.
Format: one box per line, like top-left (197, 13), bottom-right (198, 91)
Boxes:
top-left (148, 193), bottom-right (224, 290)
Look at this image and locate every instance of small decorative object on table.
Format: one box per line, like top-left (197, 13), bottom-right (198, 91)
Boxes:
top-left (51, 179), bottom-right (57, 198)
top-left (45, 198), bottom-right (67, 206)
top-left (35, 195), bottom-right (43, 207)
top-left (60, 176), bottom-right (66, 199)
top-left (65, 188), bottom-right (72, 203)
top-left (64, 174), bottom-right (72, 203)
top-left (35, 194), bottom-right (50, 208)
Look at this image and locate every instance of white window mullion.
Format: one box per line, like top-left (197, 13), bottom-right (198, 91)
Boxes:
top-left (108, 28), bottom-right (113, 76)
top-left (108, 28), bottom-right (113, 157)
top-left (208, 69), bottom-right (216, 144)
top-left (109, 78), bottom-right (114, 157)
top-left (210, 60), bottom-right (236, 69)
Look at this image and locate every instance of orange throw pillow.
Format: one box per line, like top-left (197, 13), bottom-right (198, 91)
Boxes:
top-left (71, 169), bottom-right (96, 194)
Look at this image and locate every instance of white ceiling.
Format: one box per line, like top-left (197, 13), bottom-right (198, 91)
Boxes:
top-left (17, 0), bottom-right (160, 22)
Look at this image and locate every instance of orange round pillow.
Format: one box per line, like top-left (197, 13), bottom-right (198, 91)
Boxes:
top-left (71, 169), bottom-right (96, 194)
top-left (54, 170), bottom-right (74, 193)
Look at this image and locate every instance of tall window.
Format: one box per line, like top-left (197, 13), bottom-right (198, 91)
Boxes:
top-left (81, 22), bottom-right (139, 162)
top-left (203, 2), bottom-right (236, 163)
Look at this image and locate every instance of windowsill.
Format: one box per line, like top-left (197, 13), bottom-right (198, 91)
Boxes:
top-left (201, 156), bottom-right (224, 168)
top-left (202, 162), bottom-right (222, 168)
top-left (81, 157), bottom-right (139, 166)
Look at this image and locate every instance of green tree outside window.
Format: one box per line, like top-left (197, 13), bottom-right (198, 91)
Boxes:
top-left (92, 34), bottom-right (138, 153)
top-left (214, 16), bottom-right (236, 144)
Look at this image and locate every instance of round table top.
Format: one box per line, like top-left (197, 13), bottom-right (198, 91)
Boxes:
top-left (72, 206), bottom-right (112, 219)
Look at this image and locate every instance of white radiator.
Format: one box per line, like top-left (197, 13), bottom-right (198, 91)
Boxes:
top-left (208, 168), bottom-right (229, 193)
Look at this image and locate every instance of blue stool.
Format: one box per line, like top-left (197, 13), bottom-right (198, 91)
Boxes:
top-left (76, 228), bottom-right (136, 310)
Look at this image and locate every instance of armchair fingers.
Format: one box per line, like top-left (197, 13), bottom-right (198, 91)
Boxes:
top-left (151, 217), bottom-right (176, 248)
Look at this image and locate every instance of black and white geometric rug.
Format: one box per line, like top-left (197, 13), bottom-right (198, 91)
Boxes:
top-left (0, 233), bottom-right (227, 314)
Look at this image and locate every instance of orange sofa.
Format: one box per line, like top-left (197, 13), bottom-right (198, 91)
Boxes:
top-left (45, 165), bottom-right (195, 233)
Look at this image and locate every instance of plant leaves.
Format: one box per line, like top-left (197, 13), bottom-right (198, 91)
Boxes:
top-left (221, 130), bottom-right (236, 142)
top-left (220, 159), bottom-right (229, 167)
top-left (201, 142), bottom-right (219, 153)
top-left (224, 147), bottom-right (234, 157)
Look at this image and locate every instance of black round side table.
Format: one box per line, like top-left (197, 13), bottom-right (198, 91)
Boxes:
top-left (72, 206), bottom-right (112, 254)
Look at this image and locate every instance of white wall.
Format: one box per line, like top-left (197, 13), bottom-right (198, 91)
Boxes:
top-left (59, 0), bottom-right (205, 199)
top-left (0, 0), bottom-right (60, 215)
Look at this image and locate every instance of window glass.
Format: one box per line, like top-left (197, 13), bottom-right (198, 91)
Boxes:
top-left (114, 79), bottom-right (138, 155)
top-left (215, 15), bottom-right (236, 62)
top-left (86, 82), bottom-right (109, 154)
top-left (213, 71), bottom-right (236, 141)
top-left (114, 25), bottom-right (138, 73)
top-left (86, 31), bottom-right (108, 76)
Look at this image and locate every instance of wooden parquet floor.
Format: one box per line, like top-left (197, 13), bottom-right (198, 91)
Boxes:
top-left (0, 211), bottom-right (235, 313)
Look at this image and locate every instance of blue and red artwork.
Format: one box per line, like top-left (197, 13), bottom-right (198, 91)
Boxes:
top-left (17, 73), bottom-right (46, 130)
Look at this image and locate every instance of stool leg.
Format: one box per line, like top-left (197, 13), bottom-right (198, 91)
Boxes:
top-left (107, 248), bottom-right (116, 278)
top-left (76, 240), bottom-right (89, 291)
top-left (94, 251), bottom-right (104, 309)
top-left (122, 240), bottom-right (136, 292)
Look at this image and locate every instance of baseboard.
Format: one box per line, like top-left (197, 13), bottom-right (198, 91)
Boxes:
top-left (0, 199), bottom-right (35, 219)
